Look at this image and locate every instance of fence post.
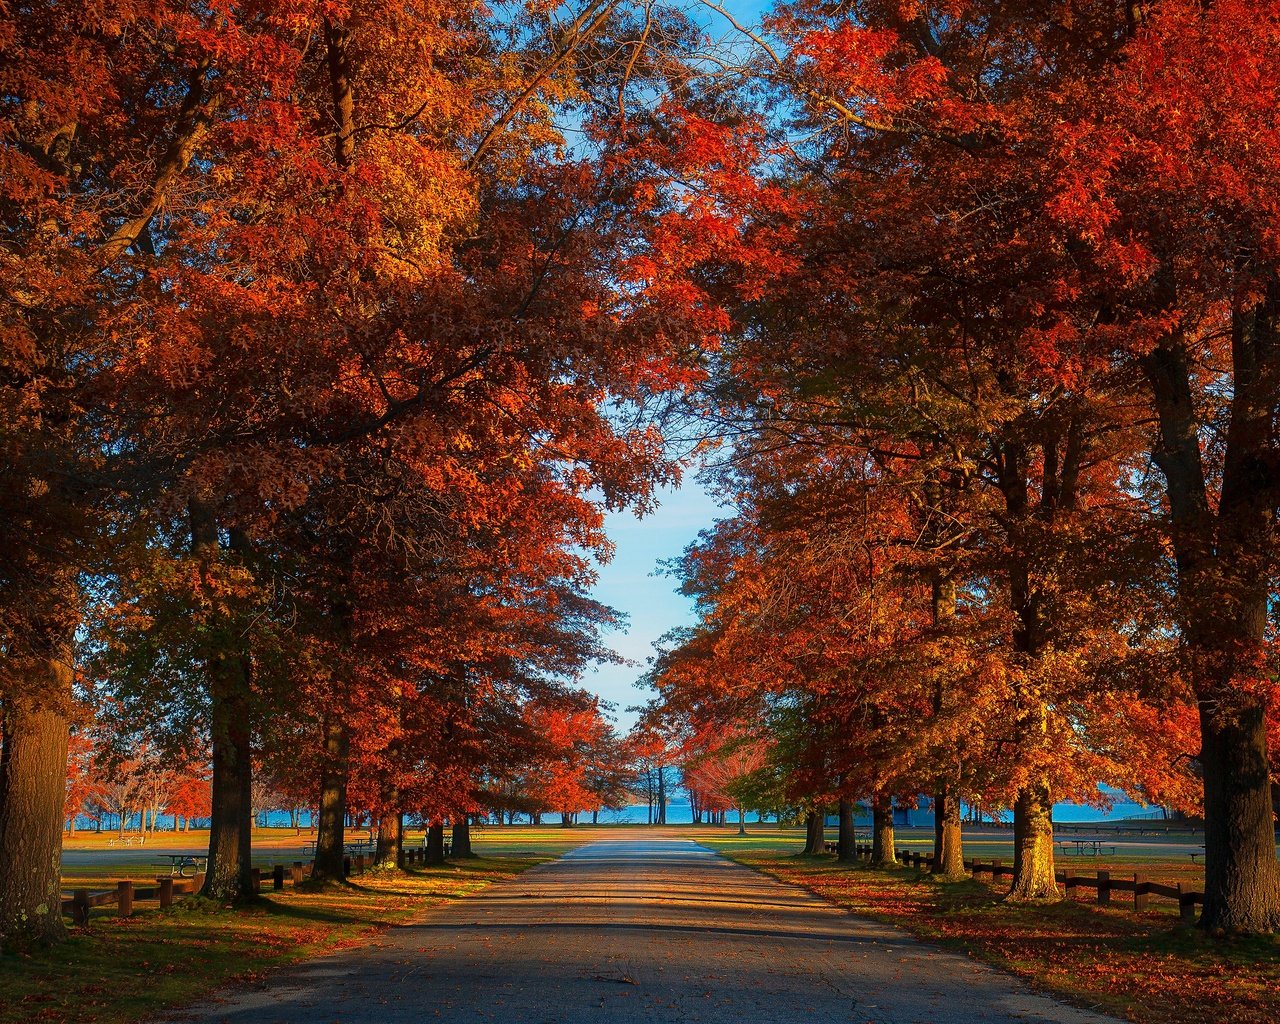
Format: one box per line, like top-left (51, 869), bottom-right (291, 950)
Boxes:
top-left (192, 871), bottom-right (205, 893)
top-left (158, 877), bottom-right (174, 910)
top-left (1065, 875), bottom-right (1078, 899)
top-left (343, 855), bottom-right (351, 878)
top-left (117, 880), bottom-right (134, 918)
top-left (991, 858), bottom-right (1002, 883)
top-left (273, 864), bottom-right (285, 891)
top-left (355, 853), bottom-right (366, 874)
top-left (251, 867), bottom-right (262, 894)
top-left (291, 861), bottom-right (304, 887)
top-left (1097, 870), bottom-right (1111, 905)
top-left (1178, 883), bottom-right (1197, 923)
top-left (1133, 873), bottom-right (1148, 911)
top-left (72, 889), bottom-right (90, 926)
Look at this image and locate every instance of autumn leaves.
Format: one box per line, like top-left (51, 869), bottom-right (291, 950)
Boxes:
top-left (0, 1), bottom-right (706, 946)
top-left (642, 1), bottom-right (1280, 932)
top-left (1, 0), bottom-right (1279, 954)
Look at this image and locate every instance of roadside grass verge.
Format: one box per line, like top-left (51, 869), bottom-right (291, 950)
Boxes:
top-left (703, 836), bottom-right (1280, 1024)
top-left (4, 854), bottom-right (556, 1024)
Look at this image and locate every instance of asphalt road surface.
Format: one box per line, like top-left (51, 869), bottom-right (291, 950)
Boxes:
top-left (166, 839), bottom-right (1120, 1024)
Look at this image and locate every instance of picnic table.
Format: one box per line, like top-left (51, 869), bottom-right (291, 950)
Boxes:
top-left (302, 839), bottom-right (376, 857)
top-left (1057, 836), bottom-right (1116, 856)
top-left (158, 853), bottom-right (208, 877)
top-left (107, 835), bottom-right (145, 848)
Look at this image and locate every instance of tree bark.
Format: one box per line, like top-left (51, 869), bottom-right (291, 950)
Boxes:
top-left (1008, 781), bottom-right (1059, 900)
top-left (1142, 294), bottom-right (1280, 932)
top-left (871, 794), bottom-right (896, 865)
top-left (0, 634), bottom-right (74, 948)
top-left (424, 822), bottom-right (446, 865)
top-left (374, 809), bottom-right (403, 869)
top-left (191, 504), bottom-right (255, 902)
top-left (1199, 697), bottom-right (1280, 931)
top-left (932, 786), bottom-right (966, 878)
top-left (311, 718), bottom-right (350, 882)
top-left (802, 808), bottom-right (825, 855)
top-left (451, 818), bottom-right (474, 858)
top-left (837, 799), bottom-right (857, 862)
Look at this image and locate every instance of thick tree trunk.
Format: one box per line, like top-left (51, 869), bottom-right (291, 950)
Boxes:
top-left (374, 809), bottom-right (403, 870)
top-left (424, 822), bottom-right (445, 865)
top-left (0, 637), bottom-right (74, 948)
top-left (932, 786), bottom-right (966, 878)
top-left (802, 808), bottom-right (825, 855)
top-left (1143, 293), bottom-right (1280, 932)
top-left (1008, 781), bottom-right (1059, 900)
top-left (451, 818), bottom-right (474, 858)
top-left (191, 503), bottom-right (255, 902)
top-left (837, 799), bottom-right (857, 862)
top-left (311, 718), bottom-right (350, 882)
top-left (871, 795), bottom-right (896, 865)
top-left (560, 811), bottom-right (572, 827)
top-left (1199, 698), bottom-right (1280, 931)
top-left (202, 658), bottom-right (253, 900)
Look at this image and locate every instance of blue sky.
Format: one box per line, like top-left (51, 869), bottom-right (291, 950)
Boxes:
top-left (586, 480), bottom-right (725, 730)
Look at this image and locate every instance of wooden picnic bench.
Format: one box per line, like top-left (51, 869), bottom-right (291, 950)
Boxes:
top-left (157, 853), bottom-right (208, 877)
top-left (1057, 836), bottom-right (1116, 856)
top-left (106, 835), bottom-right (145, 848)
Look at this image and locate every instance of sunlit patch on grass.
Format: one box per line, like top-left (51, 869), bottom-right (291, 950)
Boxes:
top-left (704, 835), bottom-right (1280, 1024)
top-left (2, 857), bottom-right (548, 1024)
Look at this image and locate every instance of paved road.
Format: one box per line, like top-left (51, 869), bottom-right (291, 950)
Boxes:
top-left (166, 839), bottom-right (1119, 1024)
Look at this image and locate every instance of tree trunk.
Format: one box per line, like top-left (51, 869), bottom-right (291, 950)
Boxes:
top-left (424, 822), bottom-right (445, 865)
top-left (932, 786), bottom-right (966, 878)
top-left (837, 799), bottom-right (857, 862)
top-left (871, 794), bottom-right (896, 865)
top-left (802, 808), bottom-right (825, 855)
top-left (736, 807), bottom-right (746, 836)
top-left (560, 811), bottom-right (571, 828)
top-left (191, 503), bottom-right (255, 902)
top-left (0, 636), bottom-right (74, 948)
top-left (1199, 697), bottom-right (1280, 931)
top-left (1008, 781), bottom-right (1059, 900)
top-left (374, 809), bottom-right (403, 870)
top-left (202, 654), bottom-right (254, 902)
top-left (656, 766), bottom-right (666, 825)
top-left (1143, 294), bottom-right (1280, 932)
top-left (451, 818), bottom-right (474, 858)
top-left (311, 718), bottom-right (350, 882)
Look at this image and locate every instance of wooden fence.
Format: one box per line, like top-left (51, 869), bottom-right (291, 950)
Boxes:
top-left (822, 841), bottom-right (1205, 920)
top-left (60, 845), bottom-right (436, 923)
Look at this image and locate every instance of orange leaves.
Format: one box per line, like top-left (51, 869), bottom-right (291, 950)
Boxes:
top-left (797, 24), bottom-right (948, 116)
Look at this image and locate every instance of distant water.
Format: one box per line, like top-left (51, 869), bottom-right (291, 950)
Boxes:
top-left (73, 794), bottom-right (1162, 833)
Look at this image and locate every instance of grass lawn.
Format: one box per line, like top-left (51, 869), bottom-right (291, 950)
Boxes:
top-left (701, 830), bottom-right (1280, 1024)
top-left (5, 831), bottom-right (588, 1024)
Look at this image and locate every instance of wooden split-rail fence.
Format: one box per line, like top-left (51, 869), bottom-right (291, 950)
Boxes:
top-left (823, 841), bottom-right (1205, 920)
top-left (61, 845), bottom-right (437, 924)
